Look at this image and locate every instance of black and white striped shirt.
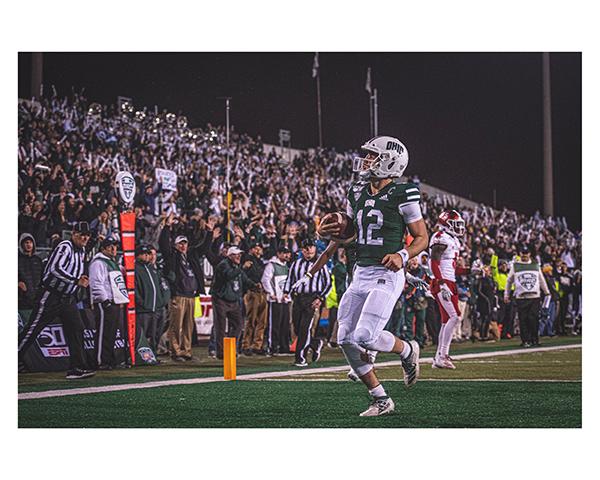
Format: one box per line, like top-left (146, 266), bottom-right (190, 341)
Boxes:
top-left (42, 240), bottom-right (85, 296)
top-left (284, 257), bottom-right (332, 298)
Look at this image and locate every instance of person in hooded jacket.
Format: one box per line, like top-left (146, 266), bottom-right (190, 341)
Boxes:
top-left (18, 233), bottom-right (43, 312)
top-left (89, 237), bottom-right (129, 369)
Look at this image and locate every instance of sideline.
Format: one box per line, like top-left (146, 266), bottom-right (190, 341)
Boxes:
top-left (18, 343), bottom-right (581, 400)
top-left (258, 378), bottom-right (582, 383)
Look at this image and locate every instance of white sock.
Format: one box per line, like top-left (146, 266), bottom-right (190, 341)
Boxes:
top-left (369, 384), bottom-right (386, 398)
top-left (440, 317), bottom-right (459, 357)
top-left (436, 323), bottom-right (446, 358)
top-left (399, 340), bottom-right (413, 359)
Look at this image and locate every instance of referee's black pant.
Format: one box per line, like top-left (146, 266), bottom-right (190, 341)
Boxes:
top-left (266, 302), bottom-right (291, 354)
top-left (94, 302), bottom-right (122, 368)
top-left (516, 298), bottom-right (541, 345)
top-left (18, 289), bottom-right (88, 370)
top-left (292, 293), bottom-right (322, 364)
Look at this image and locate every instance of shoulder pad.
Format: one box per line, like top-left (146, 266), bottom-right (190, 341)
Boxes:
top-left (430, 230), bottom-right (449, 246)
top-left (395, 182), bottom-right (421, 204)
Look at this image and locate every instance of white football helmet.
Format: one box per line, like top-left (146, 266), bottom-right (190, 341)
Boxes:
top-left (437, 210), bottom-right (466, 237)
top-left (353, 136), bottom-right (409, 179)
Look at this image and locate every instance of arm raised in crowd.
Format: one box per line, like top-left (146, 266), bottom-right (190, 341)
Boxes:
top-left (189, 226), bottom-right (213, 258)
top-left (158, 224), bottom-right (172, 258)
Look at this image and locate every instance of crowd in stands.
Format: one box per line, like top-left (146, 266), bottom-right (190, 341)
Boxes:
top-left (18, 90), bottom-right (582, 367)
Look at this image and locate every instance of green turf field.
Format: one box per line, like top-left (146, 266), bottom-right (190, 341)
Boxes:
top-left (18, 337), bottom-right (582, 428)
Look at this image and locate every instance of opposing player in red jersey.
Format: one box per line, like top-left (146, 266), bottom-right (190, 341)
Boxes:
top-left (429, 210), bottom-right (469, 369)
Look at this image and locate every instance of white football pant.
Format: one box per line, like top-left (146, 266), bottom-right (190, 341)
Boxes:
top-left (338, 265), bottom-right (405, 377)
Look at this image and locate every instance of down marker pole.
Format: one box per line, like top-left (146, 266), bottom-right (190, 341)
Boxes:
top-left (223, 337), bottom-right (237, 380)
top-left (115, 171), bottom-right (137, 366)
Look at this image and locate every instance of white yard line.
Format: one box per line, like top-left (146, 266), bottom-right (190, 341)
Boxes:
top-left (18, 343), bottom-right (581, 400)
top-left (258, 378), bottom-right (582, 383)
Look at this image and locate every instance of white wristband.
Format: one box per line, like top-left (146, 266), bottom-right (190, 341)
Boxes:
top-left (398, 249), bottom-right (410, 266)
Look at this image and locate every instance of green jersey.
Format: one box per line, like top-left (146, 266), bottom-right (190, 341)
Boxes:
top-left (347, 180), bottom-right (421, 267)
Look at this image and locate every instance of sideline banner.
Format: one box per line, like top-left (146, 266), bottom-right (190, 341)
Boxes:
top-left (20, 309), bottom-right (127, 373)
top-left (195, 295), bottom-right (213, 335)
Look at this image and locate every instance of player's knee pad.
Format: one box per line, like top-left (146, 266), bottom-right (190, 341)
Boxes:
top-left (354, 326), bottom-right (375, 347)
top-left (355, 328), bottom-right (395, 352)
top-left (339, 342), bottom-right (373, 377)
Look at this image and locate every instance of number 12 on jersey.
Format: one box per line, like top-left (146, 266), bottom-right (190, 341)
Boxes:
top-left (356, 209), bottom-right (384, 246)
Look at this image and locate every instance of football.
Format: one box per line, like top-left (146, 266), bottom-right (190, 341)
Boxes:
top-left (318, 211), bottom-right (357, 243)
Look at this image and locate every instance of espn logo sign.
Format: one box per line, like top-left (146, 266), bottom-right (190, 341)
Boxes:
top-left (36, 324), bottom-right (70, 358)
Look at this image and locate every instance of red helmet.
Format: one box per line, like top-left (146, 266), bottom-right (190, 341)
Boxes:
top-left (437, 210), bottom-right (466, 237)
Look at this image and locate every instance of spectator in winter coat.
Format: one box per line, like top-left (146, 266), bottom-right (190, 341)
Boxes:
top-left (18, 233), bottom-right (43, 311)
top-left (490, 255), bottom-right (513, 338)
top-left (211, 246), bottom-right (257, 359)
top-left (477, 265), bottom-right (499, 340)
top-left (135, 244), bottom-right (168, 354)
top-left (541, 264), bottom-right (559, 337)
top-left (159, 219), bottom-right (209, 362)
top-left (261, 244), bottom-right (292, 354)
top-left (149, 246), bottom-right (172, 355)
top-left (555, 262), bottom-right (573, 335)
top-left (241, 243), bottom-right (268, 355)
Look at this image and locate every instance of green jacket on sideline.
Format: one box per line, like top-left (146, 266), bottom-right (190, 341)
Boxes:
top-left (135, 260), bottom-right (167, 314)
top-left (210, 258), bottom-right (256, 303)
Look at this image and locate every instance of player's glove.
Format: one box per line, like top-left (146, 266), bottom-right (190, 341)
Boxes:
top-left (406, 272), bottom-right (429, 290)
top-left (440, 283), bottom-right (453, 302)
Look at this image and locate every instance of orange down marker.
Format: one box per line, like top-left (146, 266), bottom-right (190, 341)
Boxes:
top-left (223, 337), bottom-right (237, 380)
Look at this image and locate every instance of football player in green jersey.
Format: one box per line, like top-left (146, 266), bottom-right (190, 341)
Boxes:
top-left (310, 136), bottom-right (429, 417)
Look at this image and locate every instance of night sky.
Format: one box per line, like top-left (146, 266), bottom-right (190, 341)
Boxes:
top-left (18, 52), bottom-right (581, 230)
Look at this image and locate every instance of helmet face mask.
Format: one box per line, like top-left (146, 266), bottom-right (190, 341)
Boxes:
top-left (446, 218), bottom-right (466, 236)
top-left (353, 136), bottom-right (409, 179)
top-left (352, 155), bottom-right (379, 178)
top-left (438, 210), bottom-right (466, 237)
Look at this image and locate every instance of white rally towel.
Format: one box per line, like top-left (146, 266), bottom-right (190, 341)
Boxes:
top-left (108, 270), bottom-right (130, 304)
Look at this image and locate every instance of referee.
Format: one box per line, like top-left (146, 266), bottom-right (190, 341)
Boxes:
top-left (18, 222), bottom-right (95, 379)
top-left (284, 238), bottom-right (332, 367)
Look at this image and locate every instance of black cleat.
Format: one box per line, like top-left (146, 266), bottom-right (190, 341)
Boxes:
top-left (400, 340), bottom-right (420, 387)
top-left (66, 368), bottom-right (96, 380)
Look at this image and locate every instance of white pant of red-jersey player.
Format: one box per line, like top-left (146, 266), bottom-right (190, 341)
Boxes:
top-left (432, 280), bottom-right (461, 363)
